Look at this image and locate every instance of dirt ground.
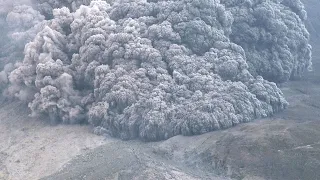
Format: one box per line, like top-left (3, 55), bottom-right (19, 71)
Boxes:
top-left (0, 101), bottom-right (106, 180)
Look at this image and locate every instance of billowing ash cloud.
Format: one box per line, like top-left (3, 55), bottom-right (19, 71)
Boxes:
top-left (221, 0), bottom-right (312, 83)
top-left (0, 0), bottom-right (45, 87)
top-left (36, 0), bottom-right (91, 18)
top-left (0, 0), bottom-right (311, 141)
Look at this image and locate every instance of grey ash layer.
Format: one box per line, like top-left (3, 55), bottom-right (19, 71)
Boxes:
top-left (0, 0), bottom-right (311, 141)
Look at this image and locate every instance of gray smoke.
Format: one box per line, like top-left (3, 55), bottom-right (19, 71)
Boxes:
top-left (0, 0), bottom-right (44, 89)
top-left (221, 0), bottom-right (312, 83)
top-left (0, 0), bottom-right (312, 141)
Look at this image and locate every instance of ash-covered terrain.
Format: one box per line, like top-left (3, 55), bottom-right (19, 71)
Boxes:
top-left (0, 0), bottom-right (320, 180)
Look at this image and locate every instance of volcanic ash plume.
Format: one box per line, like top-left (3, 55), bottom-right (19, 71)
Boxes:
top-left (0, 0), bottom-right (312, 141)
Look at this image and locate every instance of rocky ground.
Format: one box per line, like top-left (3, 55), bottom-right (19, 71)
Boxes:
top-left (1, 1), bottom-right (320, 180)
